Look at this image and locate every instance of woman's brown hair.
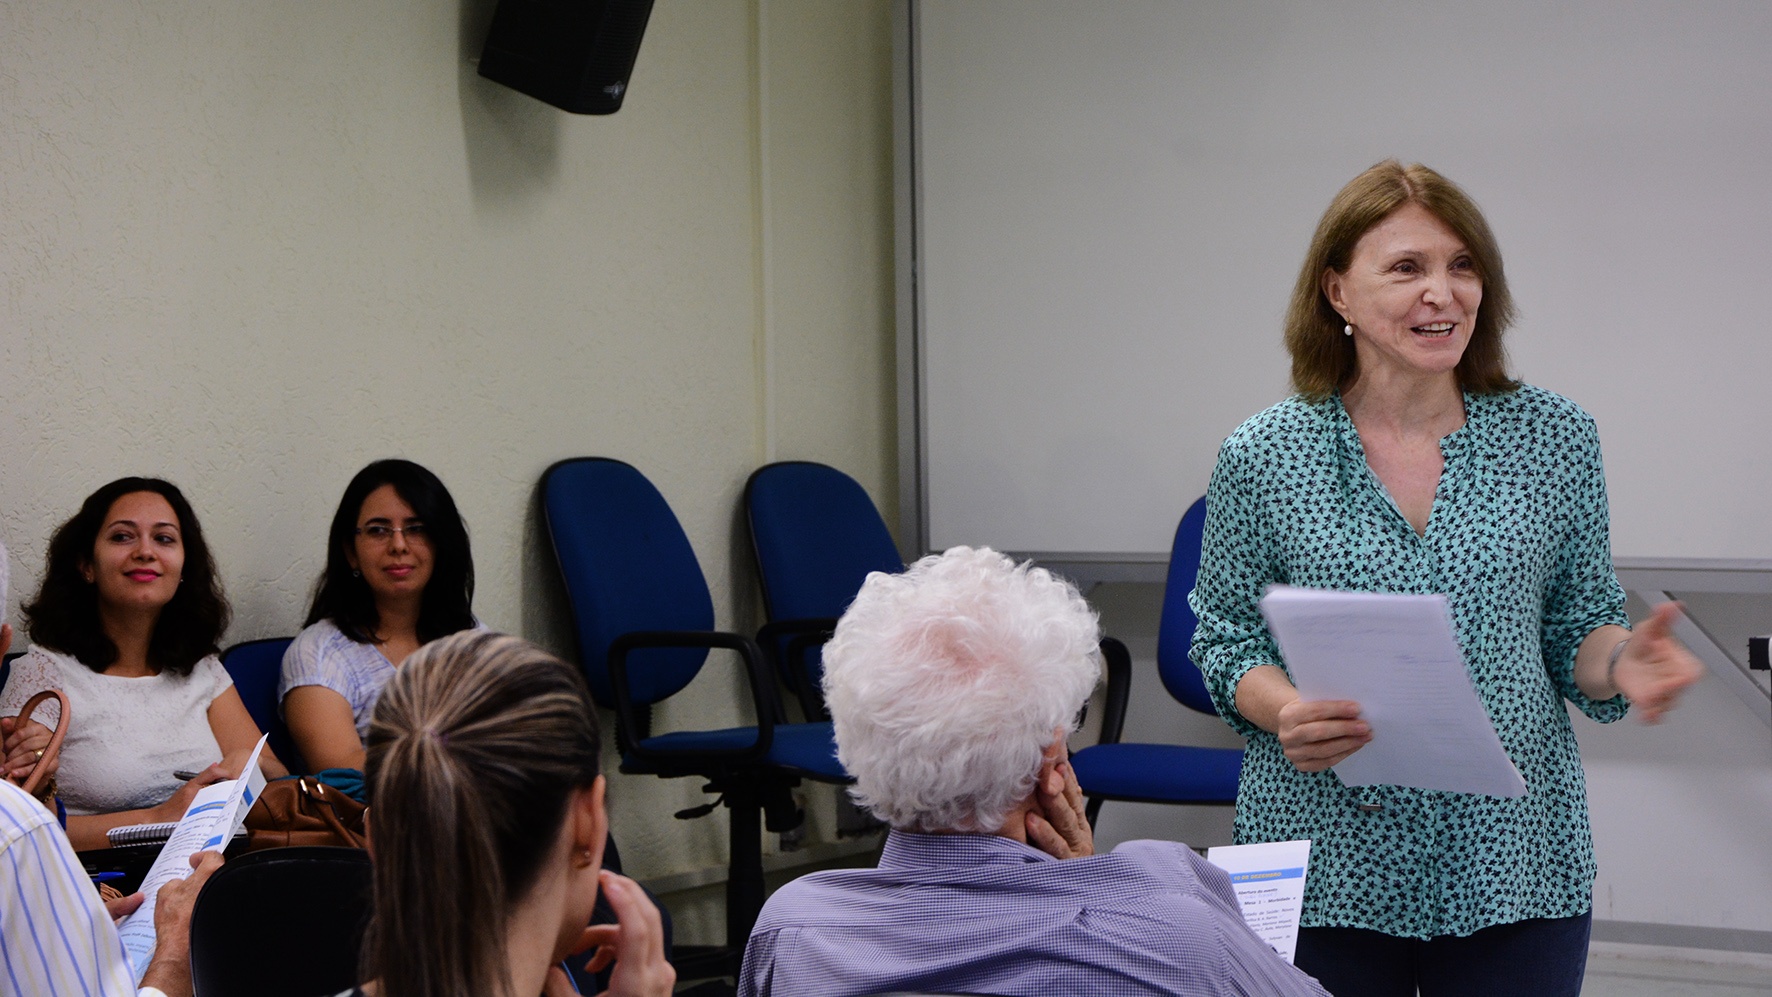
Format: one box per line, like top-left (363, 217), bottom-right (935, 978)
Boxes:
top-left (363, 630), bottom-right (601, 997)
top-left (1284, 159), bottom-right (1519, 400)
top-left (24, 476), bottom-right (230, 675)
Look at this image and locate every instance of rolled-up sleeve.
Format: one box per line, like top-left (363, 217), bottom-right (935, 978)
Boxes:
top-left (1539, 414), bottom-right (1630, 722)
top-left (1190, 439), bottom-right (1286, 737)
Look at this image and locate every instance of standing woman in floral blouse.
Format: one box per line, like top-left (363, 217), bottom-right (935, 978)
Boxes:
top-left (1189, 160), bottom-right (1704, 997)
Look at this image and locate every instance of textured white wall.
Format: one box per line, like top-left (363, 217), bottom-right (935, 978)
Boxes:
top-left (0, 0), bottom-right (895, 884)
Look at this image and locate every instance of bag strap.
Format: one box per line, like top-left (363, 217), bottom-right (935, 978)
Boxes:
top-left (301, 778), bottom-right (367, 848)
top-left (15, 689), bottom-right (70, 799)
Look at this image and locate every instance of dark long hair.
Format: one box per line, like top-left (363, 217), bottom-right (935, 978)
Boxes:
top-left (304, 459), bottom-right (475, 644)
top-left (363, 631), bottom-right (602, 997)
top-left (23, 477), bottom-right (230, 676)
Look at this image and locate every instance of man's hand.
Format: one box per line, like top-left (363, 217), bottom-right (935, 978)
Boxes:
top-left (1025, 755), bottom-right (1093, 860)
top-left (138, 851), bottom-right (224, 997)
top-left (547, 871), bottom-right (675, 997)
top-left (103, 891), bottom-right (145, 924)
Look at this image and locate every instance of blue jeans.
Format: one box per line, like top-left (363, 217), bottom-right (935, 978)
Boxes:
top-left (1294, 912), bottom-right (1591, 997)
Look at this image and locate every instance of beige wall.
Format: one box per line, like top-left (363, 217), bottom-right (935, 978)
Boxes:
top-left (0, 0), bottom-right (896, 886)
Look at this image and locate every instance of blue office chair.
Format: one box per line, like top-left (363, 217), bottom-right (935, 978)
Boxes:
top-left (541, 457), bottom-right (850, 970)
top-left (219, 637), bottom-right (306, 775)
top-left (743, 461), bottom-right (904, 721)
top-left (1069, 496), bottom-right (1244, 825)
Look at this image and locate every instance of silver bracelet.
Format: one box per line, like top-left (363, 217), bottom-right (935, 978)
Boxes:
top-left (1606, 637), bottom-right (1631, 693)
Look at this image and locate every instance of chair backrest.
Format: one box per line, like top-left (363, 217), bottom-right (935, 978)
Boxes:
top-left (189, 845), bottom-right (371, 997)
top-left (541, 457), bottom-right (715, 708)
top-left (1155, 496), bottom-right (1218, 716)
top-left (744, 461), bottom-right (903, 623)
top-left (219, 637), bottom-right (305, 773)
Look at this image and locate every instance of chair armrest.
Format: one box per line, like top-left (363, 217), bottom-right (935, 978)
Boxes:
top-left (1095, 636), bottom-right (1132, 746)
top-left (756, 617), bottom-right (839, 721)
top-left (608, 631), bottom-right (778, 767)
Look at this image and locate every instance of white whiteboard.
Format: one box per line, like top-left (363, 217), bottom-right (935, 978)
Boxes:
top-left (910, 0), bottom-right (1772, 561)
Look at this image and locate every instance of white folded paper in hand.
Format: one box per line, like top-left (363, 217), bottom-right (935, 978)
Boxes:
top-left (117, 735), bottom-right (269, 980)
top-left (1259, 586), bottom-right (1526, 798)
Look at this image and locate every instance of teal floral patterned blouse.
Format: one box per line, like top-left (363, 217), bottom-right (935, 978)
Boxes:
top-left (1189, 384), bottom-right (1629, 939)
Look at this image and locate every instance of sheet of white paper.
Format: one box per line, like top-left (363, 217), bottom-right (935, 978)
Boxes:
top-left (1259, 587), bottom-right (1526, 798)
top-left (1206, 839), bottom-right (1311, 963)
top-left (117, 735), bottom-right (268, 979)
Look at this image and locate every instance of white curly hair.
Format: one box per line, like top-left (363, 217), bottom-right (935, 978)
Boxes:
top-left (822, 545), bottom-right (1102, 833)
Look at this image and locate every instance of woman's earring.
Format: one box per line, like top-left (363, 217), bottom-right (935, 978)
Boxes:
top-left (352, 569), bottom-right (361, 578)
top-left (573, 847), bottom-right (595, 870)
top-left (1343, 323), bottom-right (1354, 337)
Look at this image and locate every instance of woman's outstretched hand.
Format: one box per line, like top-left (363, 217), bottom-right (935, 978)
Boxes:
top-left (547, 870), bottom-right (675, 997)
top-left (1614, 603), bottom-right (1704, 724)
top-left (1276, 698), bottom-right (1371, 773)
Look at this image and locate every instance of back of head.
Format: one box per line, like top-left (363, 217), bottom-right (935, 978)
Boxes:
top-left (363, 630), bottom-right (600, 997)
top-left (822, 546), bottom-right (1101, 833)
top-left (23, 475), bottom-right (228, 674)
top-left (307, 458), bottom-right (476, 643)
top-left (1285, 159), bottom-right (1517, 399)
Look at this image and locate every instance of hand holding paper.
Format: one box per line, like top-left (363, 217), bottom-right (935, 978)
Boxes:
top-left (1259, 587), bottom-right (1525, 798)
top-left (117, 735), bottom-right (267, 979)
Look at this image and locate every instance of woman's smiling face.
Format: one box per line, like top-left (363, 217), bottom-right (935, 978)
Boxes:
top-left (85, 490), bottom-right (185, 616)
top-left (1323, 201), bottom-right (1484, 385)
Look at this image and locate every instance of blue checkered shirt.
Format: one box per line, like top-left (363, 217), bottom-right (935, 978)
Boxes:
top-left (740, 830), bottom-right (1328, 996)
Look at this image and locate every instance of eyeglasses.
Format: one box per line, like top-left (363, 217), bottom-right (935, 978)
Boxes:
top-left (355, 523), bottom-right (429, 545)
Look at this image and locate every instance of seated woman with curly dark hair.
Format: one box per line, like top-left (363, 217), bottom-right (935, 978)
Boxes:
top-left (280, 459), bottom-right (478, 773)
top-left (0, 477), bottom-right (287, 850)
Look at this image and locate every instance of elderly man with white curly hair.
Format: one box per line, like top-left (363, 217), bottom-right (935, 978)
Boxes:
top-left (739, 545), bottom-right (1328, 997)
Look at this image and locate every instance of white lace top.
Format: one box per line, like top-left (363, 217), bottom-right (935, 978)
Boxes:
top-left (0, 646), bottom-right (233, 816)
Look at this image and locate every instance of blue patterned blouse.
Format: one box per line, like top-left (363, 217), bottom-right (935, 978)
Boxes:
top-left (1189, 383), bottom-right (1630, 939)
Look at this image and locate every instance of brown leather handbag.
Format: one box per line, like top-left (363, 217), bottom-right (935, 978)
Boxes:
top-left (12, 689), bottom-right (70, 804)
top-left (244, 775), bottom-right (367, 850)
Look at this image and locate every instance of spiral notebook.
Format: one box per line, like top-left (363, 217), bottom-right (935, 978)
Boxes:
top-left (106, 822), bottom-right (248, 848)
top-left (105, 821), bottom-right (180, 847)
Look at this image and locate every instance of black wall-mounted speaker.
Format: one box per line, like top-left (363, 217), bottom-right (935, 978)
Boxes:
top-left (477, 0), bottom-right (655, 115)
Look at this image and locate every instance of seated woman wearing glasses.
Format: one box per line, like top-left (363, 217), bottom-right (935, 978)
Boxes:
top-left (280, 459), bottom-right (478, 774)
top-left (0, 477), bottom-right (287, 850)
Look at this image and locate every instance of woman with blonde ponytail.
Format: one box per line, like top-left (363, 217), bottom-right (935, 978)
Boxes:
top-left (337, 630), bottom-right (674, 997)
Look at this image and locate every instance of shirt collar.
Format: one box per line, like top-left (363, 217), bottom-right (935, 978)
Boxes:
top-left (1324, 388), bottom-right (1481, 459)
top-left (878, 828), bottom-right (1057, 870)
